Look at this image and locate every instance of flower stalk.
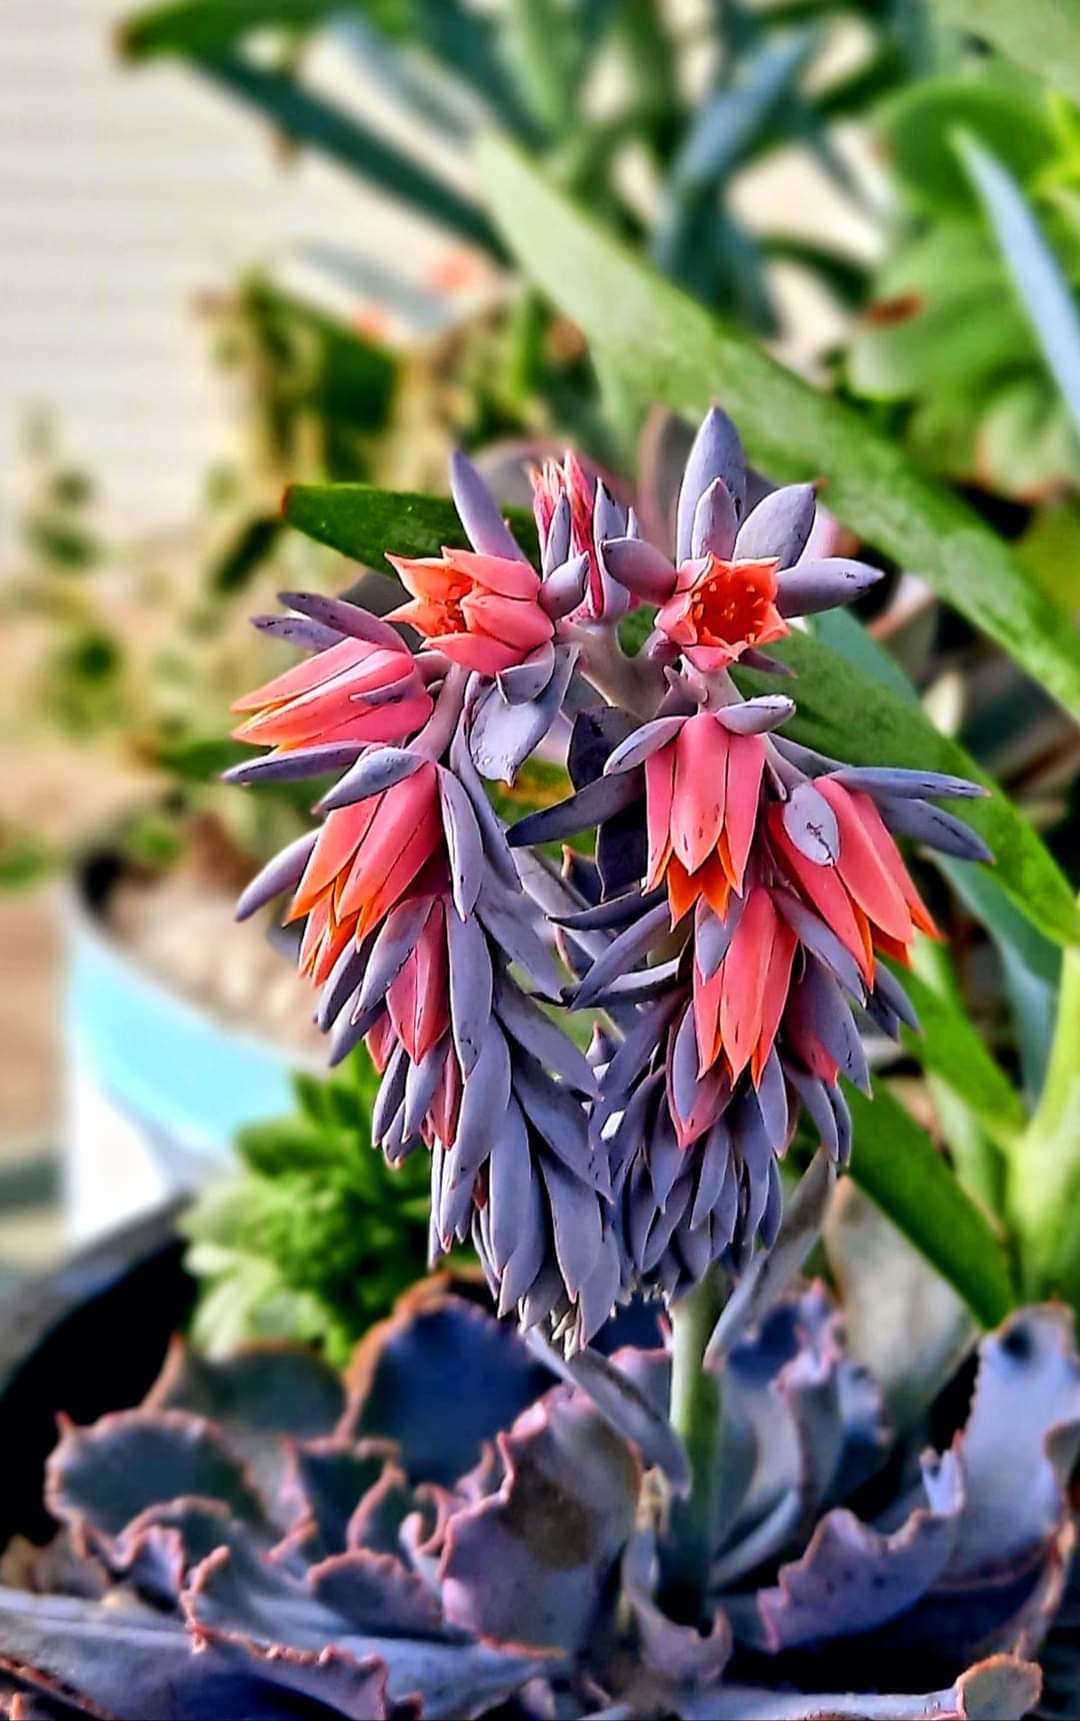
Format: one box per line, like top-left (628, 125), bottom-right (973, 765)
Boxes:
top-left (664, 1271), bottom-right (726, 1625)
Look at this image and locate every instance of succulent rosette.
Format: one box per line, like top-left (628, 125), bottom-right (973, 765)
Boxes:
top-left (2, 1279), bottom-right (1077, 1719)
top-left (224, 404), bottom-right (991, 1346)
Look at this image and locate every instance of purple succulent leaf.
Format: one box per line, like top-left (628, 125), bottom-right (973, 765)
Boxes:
top-left (876, 797), bottom-right (995, 864)
top-left (445, 907), bottom-right (493, 1077)
top-left (772, 890), bottom-right (866, 1001)
top-left (943, 1307), bottom-right (1080, 1586)
top-left (287, 1439), bottom-right (402, 1560)
top-left (251, 612), bottom-right (344, 653)
top-left (872, 962), bottom-right (920, 1031)
top-left (319, 747), bottom-right (424, 813)
top-left (733, 483), bottom-right (817, 567)
top-left (448, 723), bottom-right (520, 888)
top-left (705, 1155), bottom-right (836, 1371)
top-left (829, 766), bottom-right (988, 803)
top-left (46, 1412), bottom-right (267, 1543)
top-left (676, 409), bottom-right (747, 562)
top-left (222, 742), bottom-right (367, 786)
top-left (329, 997), bottom-right (383, 1067)
top-left (571, 901), bottom-right (672, 1010)
top-left (787, 958), bottom-right (871, 1094)
top-left (567, 704), bottom-right (639, 789)
top-left (318, 937), bottom-right (373, 1030)
top-left (597, 806), bottom-right (649, 901)
top-left (690, 477), bottom-right (739, 560)
top-left (437, 770), bottom-right (485, 919)
top-left (539, 490), bottom-right (571, 573)
top-left (508, 771), bottom-right (643, 848)
top-left (586, 957), bottom-right (682, 1011)
top-left (308, 1549), bottom-right (445, 1638)
top-left (604, 716), bottom-right (687, 775)
top-left (440, 1391), bottom-right (640, 1655)
top-left (474, 879), bottom-right (564, 1000)
top-left (599, 992), bottom-right (682, 1105)
top-left (737, 647), bottom-right (797, 677)
top-left (712, 696), bottom-right (795, 736)
top-left (447, 1021), bottom-right (513, 1190)
top-left (493, 969), bottom-right (596, 1094)
top-left (0, 1587), bottom-right (397, 1721)
top-left (599, 538), bottom-right (677, 604)
top-left (348, 1294), bottom-right (549, 1488)
top-left (234, 832), bottom-right (317, 921)
top-left (775, 558), bottom-right (883, 618)
top-left (782, 781), bottom-right (840, 866)
top-left (694, 894), bottom-right (745, 982)
top-left (551, 885), bottom-right (665, 933)
top-left (680, 1657), bottom-right (1042, 1720)
top-left (372, 1046), bottom-right (409, 1146)
top-left (146, 1343), bottom-right (346, 1502)
top-left (539, 550), bottom-right (589, 618)
top-left (357, 897), bottom-right (433, 1018)
top-left (751, 1450), bottom-right (964, 1650)
top-left (277, 590), bottom-right (406, 654)
top-left (539, 1153), bottom-right (605, 1298)
top-left (449, 449), bottom-right (529, 562)
top-left (469, 649), bottom-right (578, 784)
top-left (513, 1051), bottom-right (613, 1197)
top-left (497, 642), bottom-right (556, 705)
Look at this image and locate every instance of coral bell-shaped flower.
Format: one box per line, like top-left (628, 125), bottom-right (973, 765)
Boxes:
top-left (656, 556), bottom-right (788, 671)
top-left (385, 547), bottom-right (553, 677)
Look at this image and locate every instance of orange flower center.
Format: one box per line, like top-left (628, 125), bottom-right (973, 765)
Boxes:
top-left (689, 557), bottom-right (778, 650)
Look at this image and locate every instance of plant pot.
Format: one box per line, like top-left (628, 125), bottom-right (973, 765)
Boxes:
top-left (63, 853), bottom-right (316, 1243)
top-left (0, 1199), bottom-right (193, 1552)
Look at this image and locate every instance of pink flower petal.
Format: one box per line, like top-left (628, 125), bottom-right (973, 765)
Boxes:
top-left (671, 714), bottom-right (728, 875)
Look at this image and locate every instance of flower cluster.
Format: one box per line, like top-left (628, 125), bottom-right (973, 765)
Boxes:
top-left (228, 407), bottom-right (989, 1347)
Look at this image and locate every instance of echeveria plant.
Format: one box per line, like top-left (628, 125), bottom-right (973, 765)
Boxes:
top-left (226, 406), bottom-right (990, 1351)
top-left (2, 1281), bottom-right (1078, 1718)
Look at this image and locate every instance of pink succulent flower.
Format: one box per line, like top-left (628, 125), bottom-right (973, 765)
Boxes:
top-left (231, 634), bottom-right (433, 752)
top-left (654, 554), bottom-right (788, 672)
top-left (385, 547), bottom-right (553, 676)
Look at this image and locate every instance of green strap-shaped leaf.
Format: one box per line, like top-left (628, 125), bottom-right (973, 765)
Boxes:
top-left (845, 1082), bottom-right (1016, 1328)
top-left (475, 136), bottom-right (1080, 722)
top-left (893, 961), bottom-right (1027, 1145)
top-left (284, 479), bottom-right (539, 563)
top-left (283, 480), bottom-right (1080, 950)
top-left (118, 0), bottom-right (377, 58)
top-left (931, 0), bottom-right (1080, 109)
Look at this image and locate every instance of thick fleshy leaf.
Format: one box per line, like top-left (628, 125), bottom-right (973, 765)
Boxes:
top-left (477, 136), bottom-right (1080, 724)
top-left (525, 1332), bottom-right (690, 1490)
top-left (349, 1291), bottom-right (548, 1486)
top-left (440, 1391), bottom-right (640, 1654)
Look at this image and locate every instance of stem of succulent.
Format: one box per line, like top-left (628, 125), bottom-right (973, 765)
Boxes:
top-left (1008, 908), bottom-right (1080, 1301)
top-left (664, 1271), bottom-right (726, 1625)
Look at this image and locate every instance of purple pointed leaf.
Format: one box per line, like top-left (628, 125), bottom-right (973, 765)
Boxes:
top-left (676, 408), bottom-right (747, 562)
top-left (403, 1037), bottom-right (449, 1136)
top-left (542, 492), bottom-right (571, 573)
top-left (691, 478), bottom-right (738, 560)
top-left (734, 482), bottom-right (817, 566)
top-left (438, 769), bottom-right (484, 919)
top-left (830, 766), bottom-right (987, 802)
top-left (222, 742), bottom-right (365, 785)
top-left (540, 1154), bottom-right (604, 1296)
top-left (449, 1021), bottom-right (512, 1188)
top-left (539, 550), bottom-right (589, 618)
top-left (319, 747), bottom-right (424, 812)
top-left (695, 894), bottom-right (745, 982)
top-left (713, 696), bottom-right (795, 736)
top-left (278, 589), bottom-right (405, 653)
top-left (552, 885), bottom-right (665, 932)
top-left (252, 611), bottom-right (343, 652)
top-left (526, 1333), bottom-right (690, 1489)
top-left (508, 770), bottom-right (643, 847)
top-left (773, 890), bottom-right (865, 1000)
top-left (600, 537), bottom-right (678, 603)
top-left (450, 449), bottom-right (528, 561)
top-left (235, 832), bottom-right (317, 921)
top-left (775, 557), bottom-right (883, 618)
top-left (789, 959), bottom-right (871, 1093)
top-left (497, 641), bottom-right (555, 704)
top-left (573, 901), bottom-right (671, 1009)
top-left (449, 723), bottom-right (519, 887)
top-left (357, 897), bottom-right (432, 1016)
top-left (604, 716), bottom-right (686, 775)
top-left (782, 781), bottom-right (840, 865)
top-left (877, 796), bottom-right (994, 863)
top-left (317, 938), bottom-right (370, 1030)
top-left (371, 1045), bottom-right (409, 1145)
top-left (493, 969), bottom-right (596, 1094)
top-left (475, 880), bottom-right (564, 999)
